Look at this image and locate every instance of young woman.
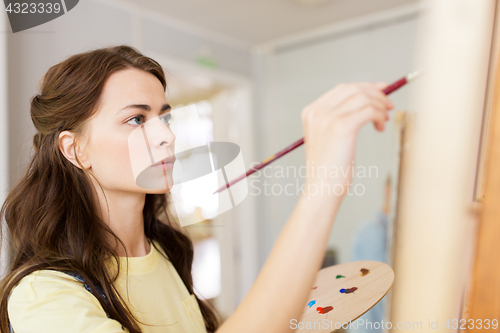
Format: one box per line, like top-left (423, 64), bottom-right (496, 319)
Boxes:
top-left (0, 45), bottom-right (393, 333)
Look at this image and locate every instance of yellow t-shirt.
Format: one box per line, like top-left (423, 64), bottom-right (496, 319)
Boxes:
top-left (7, 239), bottom-right (208, 333)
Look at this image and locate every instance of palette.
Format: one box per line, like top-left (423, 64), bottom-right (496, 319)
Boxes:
top-left (297, 260), bottom-right (394, 333)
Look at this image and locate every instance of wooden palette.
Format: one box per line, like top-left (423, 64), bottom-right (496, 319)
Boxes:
top-left (297, 260), bottom-right (394, 333)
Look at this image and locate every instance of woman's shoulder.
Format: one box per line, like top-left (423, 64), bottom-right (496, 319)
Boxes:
top-left (10, 269), bottom-right (93, 291)
top-left (13, 268), bottom-right (88, 283)
top-left (8, 269), bottom-right (103, 308)
top-left (8, 269), bottom-right (126, 332)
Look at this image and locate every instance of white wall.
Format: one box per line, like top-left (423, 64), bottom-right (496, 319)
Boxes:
top-left (252, 5), bottom-right (420, 267)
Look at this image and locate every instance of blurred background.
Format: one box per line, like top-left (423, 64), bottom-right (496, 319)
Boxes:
top-left (0, 0), bottom-right (425, 331)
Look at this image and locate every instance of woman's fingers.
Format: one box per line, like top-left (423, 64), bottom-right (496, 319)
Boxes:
top-left (350, 101), bottom-right (389, 132)
top-left (355, 82), bottom-right (394, 110)
top-left (314, 83), bottom-right (369, 111)
top-left (335, 91), bottom-right (389, 117)
top-left (365, 84), bottom-right (394, 109)
top-left (374, 81), bottom-right (389, 90)
top-left (317, 82), bottom-right (394, 113)
top-left (338, 83), bottom-right (393, 130)
top-left (302, 82), bottom-right (394, 139)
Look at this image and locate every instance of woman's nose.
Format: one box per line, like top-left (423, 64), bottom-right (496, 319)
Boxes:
top-left (149, 117), bottom-right (175, 148)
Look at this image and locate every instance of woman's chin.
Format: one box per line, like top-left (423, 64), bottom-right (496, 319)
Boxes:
top-left (134, 165), bottom-right (175, 192)
top-left (146, 187), bottom-right (172, 194)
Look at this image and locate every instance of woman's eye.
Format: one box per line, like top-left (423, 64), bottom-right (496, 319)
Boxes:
top-left (126, 113), bottom-right (171, 126)
top-left (161, 113), bottom-right (172, 125)
top-left (126, 114), bottom-right (146, 126)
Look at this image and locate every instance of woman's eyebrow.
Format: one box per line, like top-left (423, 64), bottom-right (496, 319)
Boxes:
top-left (117, 103), bottom-right (171, 114)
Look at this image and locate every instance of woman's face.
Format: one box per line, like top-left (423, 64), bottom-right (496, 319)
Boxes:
top-left (79, 67), bottom-right (176, 194)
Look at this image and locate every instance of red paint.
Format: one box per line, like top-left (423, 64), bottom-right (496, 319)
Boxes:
top-left (316, 306), bottom-right (334, 319)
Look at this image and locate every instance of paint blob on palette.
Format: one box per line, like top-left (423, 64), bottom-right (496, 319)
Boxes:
top-left (316, 306), bottom-right (334, 319)
top-left (298, 260), bottom-right (394, 333)
top-left (339, 287), bottom-right (358, 294)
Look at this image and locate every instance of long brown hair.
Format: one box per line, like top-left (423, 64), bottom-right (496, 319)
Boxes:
top-left (0, 45), bottom-right (220, 333)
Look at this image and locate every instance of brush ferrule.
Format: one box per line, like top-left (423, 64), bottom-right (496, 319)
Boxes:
top-left (406, 69), bottom-right (423, 81)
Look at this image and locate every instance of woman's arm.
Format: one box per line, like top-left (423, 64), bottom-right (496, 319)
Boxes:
top-left (216, 82), bottom-right (394, 333)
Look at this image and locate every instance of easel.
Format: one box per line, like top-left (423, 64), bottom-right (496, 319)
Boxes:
top-left (388, 0), bottom-right (497, 330)
top-left (462, 0), bottom-right (500, 329)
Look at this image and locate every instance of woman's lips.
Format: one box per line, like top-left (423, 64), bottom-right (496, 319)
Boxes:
top-left (152, 157), bottom-right (175, 169)
top-left (153, 162), bottom-right (174, 170)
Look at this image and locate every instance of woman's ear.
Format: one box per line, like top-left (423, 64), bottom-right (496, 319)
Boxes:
top-left (59, 131), bottom-right (91, 169)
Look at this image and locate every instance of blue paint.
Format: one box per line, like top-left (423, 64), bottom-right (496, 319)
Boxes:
top-left (307, 300), bottom-right (316, 307)
top-left (340, 288), bottom-right (346, 293)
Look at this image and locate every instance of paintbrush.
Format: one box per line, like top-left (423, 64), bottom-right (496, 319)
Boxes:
top-left (213, 70), bottom-right (422, 194)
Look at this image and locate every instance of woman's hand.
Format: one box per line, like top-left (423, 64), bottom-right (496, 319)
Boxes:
top-left (300, 82), bottom-right (394, 198)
